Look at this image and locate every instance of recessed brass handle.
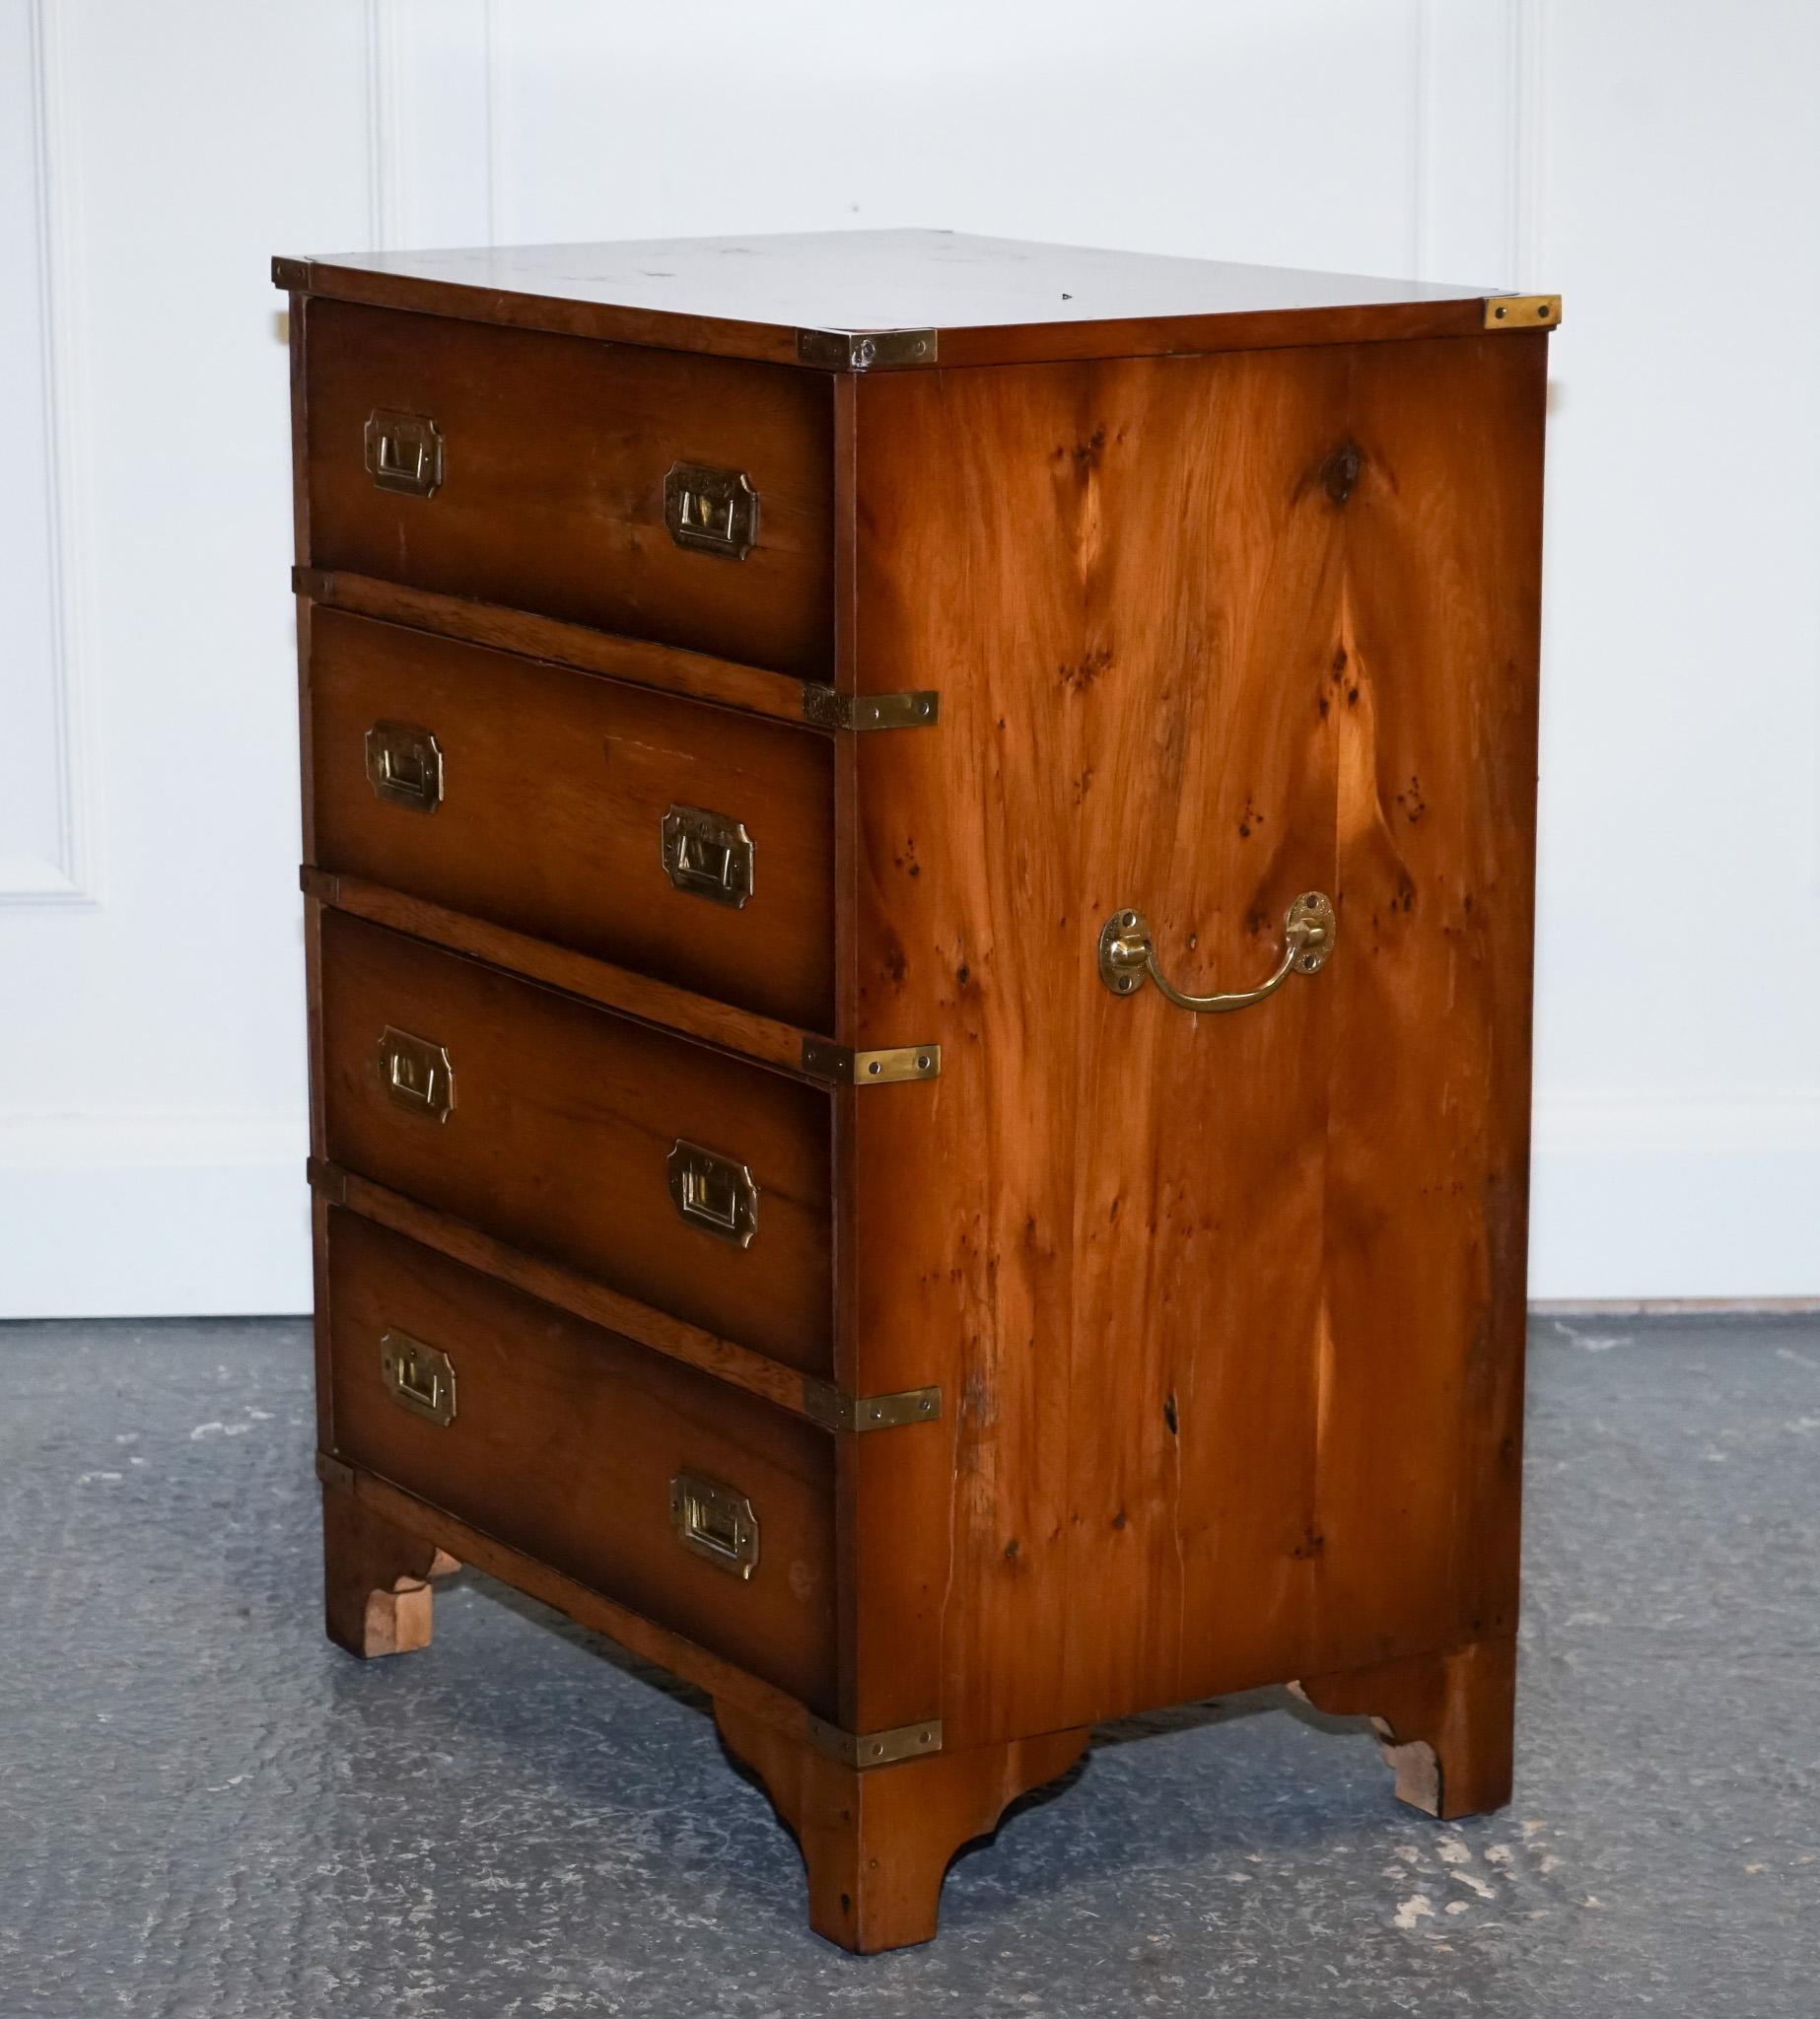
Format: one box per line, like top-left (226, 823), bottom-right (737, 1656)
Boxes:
top-left (364, 409), bottom-right (444, 497)
top-left (1097, 892), bottom-right (1337, 1012)
top-left (380, 1330), bottom-right (455, 1427)
top-left (669, 1470), bottom-right (759, 1579)
top-left (666, 1139), bottom-right (759, 1247)
top-left (661, 803), bottom-right (754, 908)
top-left (663, 461), bottom-right (759, 559)
top-left (365, 721), bottom-right (444, 812)
top-left (378, 1026), bottom-right (455, 1122)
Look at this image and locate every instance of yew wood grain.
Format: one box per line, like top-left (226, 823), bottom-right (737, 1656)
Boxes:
top-left (292, 299), bottom-right (336, 1466)
top-left (312, 1161), bottom-right (826, 1422)
top-left (827, 371), bottom-right (870, 1728)
top-left (316, 907), bottom-right (835, 1375)
top-left (311, 608), bottom-right (836, 1029)
top-left (297, 570), bottom-right (820, 727)
top-left (1300, 1635), bottom-right (1518, 1820)
top-left (1319, 335), bottom-right (1546, 1654)
top-left (303, 870), bottom-right (818, 1076)
top-left (282, 233), bottom-right (1503, 373)
top-left (844, 353), bottom-right (1345, 1736)
top-left (305, 299), bottom-right (835, 677)
top-left (288, 290), bottom-right (316, 865)
top-left (325, 1210), bottom-right (838, 1710)
top-left (330, 1461), bottom-right (829, 1744)
top-left (846, 336), bottom-right (1546, 1748)
top-left (713, 1704), bottom-right (1088, 1952)
top-left (309, 1187), bottom-right (335, 1458)
top-left (321, 1483), bottom-right (459, 1659)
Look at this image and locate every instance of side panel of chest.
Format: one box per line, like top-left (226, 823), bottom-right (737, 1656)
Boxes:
top-left (844, 337), bottom-right (1546, 1745)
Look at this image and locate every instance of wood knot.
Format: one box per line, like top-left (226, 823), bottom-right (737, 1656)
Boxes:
top-left (1321, 440), bottom-right (1365, 507)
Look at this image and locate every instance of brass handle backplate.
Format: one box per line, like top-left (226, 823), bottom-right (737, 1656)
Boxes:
top-left (378, 1026), bottom-right (455, 1122)
top-left (364, 409), bottom-right (444, 497)
top-left (663, 461), bottom-right (759, 559)
top-left (670, 1470), bottom-right (759, 1579)
top-left (1098, 892), bottom-right (1337, 1012)
top-left (381, 1330), bottom-right (455, 1427)
top-left (661, 803), bottom-right (754, 908)
top-left (365, 721), bottom-right (444, 812)
top-left (666, 1139), bottom-right (758, 1246)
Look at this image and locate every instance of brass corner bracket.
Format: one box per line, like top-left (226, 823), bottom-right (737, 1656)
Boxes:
top-left (796, 327), bottom-right (938, 372)
top-left (807, 1715), bottom-right (944, 1770)
top-left (800, 1039), bottom-right (941, 1085)
top-left (803, 1381), bottom-right (943, 1433)
top-left (801, 686), bottom-right (941, 731)
top-left (1482, 293), bottom-right (1561, 330)
top-left (272, 255), bottom-right (311, 292)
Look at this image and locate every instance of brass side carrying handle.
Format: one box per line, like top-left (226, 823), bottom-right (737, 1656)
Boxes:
top-left (364, 409), bottom-right (444, 497)
top-left (1097, 892), bottom-right (1337, 1012)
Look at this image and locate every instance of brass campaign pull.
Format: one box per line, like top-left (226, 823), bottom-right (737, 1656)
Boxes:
top-left (364, 409), bottom-right (444, 497)
top-left (662, 462), bottom-right (759, 558)
top-left (377, 1026), bottom-right (455, 1122)
top-left (669, 1471), bottom-right (760, 1579)
top-left (380, 1331), bottom-right (456, 1427)
top-left (666, 1140), bottom-right (759, 1247)
top-left (1097, 892), bottom-right (1336, 1012)
top-left (365, 722), bottom-right (444, 812)
top-left (661, 804), bottom-right (754, 908)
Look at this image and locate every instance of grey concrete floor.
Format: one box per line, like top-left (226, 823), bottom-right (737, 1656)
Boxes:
top-left (0, 1314), bottom-right (1815, 2017)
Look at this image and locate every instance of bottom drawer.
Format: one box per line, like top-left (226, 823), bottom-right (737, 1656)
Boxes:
top-left (323, 1208), bottom-right (837, 1712)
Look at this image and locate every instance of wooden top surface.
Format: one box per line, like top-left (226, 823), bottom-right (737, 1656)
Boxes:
top-left (276, 229), bottom-right (1543, 371)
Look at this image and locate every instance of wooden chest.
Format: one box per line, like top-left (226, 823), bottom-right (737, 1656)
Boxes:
top-left (275, 232), bottom-right (1555, 1953)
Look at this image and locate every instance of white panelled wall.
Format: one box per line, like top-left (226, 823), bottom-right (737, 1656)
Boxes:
top-left (1, 0), bottom-right (1815, 1314)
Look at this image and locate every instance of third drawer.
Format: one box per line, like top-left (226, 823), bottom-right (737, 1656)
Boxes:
top-left (317, 907), bottom-right (834, 1377)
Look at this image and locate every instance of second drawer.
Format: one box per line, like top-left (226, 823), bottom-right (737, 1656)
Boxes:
top-left (318, 909), bottom-right (834, 1376)
top-left (311, 607), bottom-right (836, 1030)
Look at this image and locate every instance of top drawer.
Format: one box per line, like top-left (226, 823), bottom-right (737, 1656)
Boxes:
top-left (303, 300), bottom-right (834, 679)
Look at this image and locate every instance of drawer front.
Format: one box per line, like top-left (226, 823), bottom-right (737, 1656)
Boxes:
top-left (325, 1208), bottom-right (836, 1711)
top-left (319, 910), bottom-right (833, 1376)
top-left (311, 608), bottom-right (835, 1030)
top-left (305, 300), bottom-right (833, 678)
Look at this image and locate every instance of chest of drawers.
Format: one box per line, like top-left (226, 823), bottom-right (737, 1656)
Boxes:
top-left (275, 232), bottom-right (1555, 1953)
